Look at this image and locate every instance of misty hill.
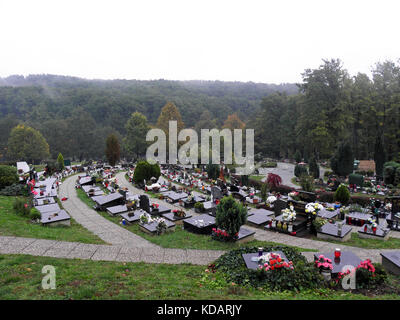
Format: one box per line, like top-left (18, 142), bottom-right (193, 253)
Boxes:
top-left (0, 74), bottom-right (298, 127)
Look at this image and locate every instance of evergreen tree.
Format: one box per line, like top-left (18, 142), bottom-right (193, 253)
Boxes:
top-left (105, 134), bottom-right (120, 166)
top-left (374, 134), bottom-right (385, 179)
top-left (309, 156), bottom-right (320, 179)
top-left (330, 141), bottom-right (354, 177)
top-left (124, 112), bottom-right (150, 160)
top-left (57, 153), bottom-right (65, 171)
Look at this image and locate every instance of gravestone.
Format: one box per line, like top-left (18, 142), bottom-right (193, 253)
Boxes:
top-left (140, 194), bottom-right (150, 213)
top-left (211, 186), bottom-right (223, 201)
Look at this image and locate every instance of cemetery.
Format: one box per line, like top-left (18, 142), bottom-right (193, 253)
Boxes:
top-left (3, 154), bottom-right (400, 300)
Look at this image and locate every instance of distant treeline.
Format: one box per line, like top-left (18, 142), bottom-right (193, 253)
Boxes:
top-left (0, 75), bottom-right (297, 160)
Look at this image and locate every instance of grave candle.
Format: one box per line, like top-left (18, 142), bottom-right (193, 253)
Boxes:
top-left (334, 248), bottom-right (341, 259)
top-left (258, 247), bottom-right (263, 256)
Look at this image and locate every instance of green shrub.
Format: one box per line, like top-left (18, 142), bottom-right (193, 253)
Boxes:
top-left (0, 165), bottom-right (19, 189)
top-left (215, 196), bottom-right (247, 241)
top-left (13, 197), bottom-right (31, 216)
top-left (324, 170), bottom-right (333, 177)
top-left (334, 184), bottom-right (350, 205)
top-left (294, 164), bottom-right (308, 178)
top-left (348, 173), bottom-right (364, 187)
top-left (194, 202), bottom-right (204, 211)
top-left (316, 191), bottom-right (334, 203)
top-left (133, 161), bottom-right (161, 185)
top-left (260, 183), bottom-right (268, 202)
top-left (264, 162), bottom-right (277, 168)
top-left (299, 174), bottom-right (314, 192)
top-left (0, 183), bottom-right (29, 196)
top-left (29, 207), bottom-right (41, 220)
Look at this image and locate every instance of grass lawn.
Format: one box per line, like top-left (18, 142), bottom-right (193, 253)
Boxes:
top-left (312, 232), bottom-right (400, 249)
top-left (0, 195), bottom-right (105, 244)
top-left (76, 188), bottom-right (315, 252)
top-left (0, 254), bottom-right (399, 300)
top-left (250, 175), bottom-right (264, 182)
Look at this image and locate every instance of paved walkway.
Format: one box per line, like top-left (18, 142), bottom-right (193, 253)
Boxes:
top-left (0, 236), bottom-right (223, 265)
top-left (0, 172), bottom-right (398, 265)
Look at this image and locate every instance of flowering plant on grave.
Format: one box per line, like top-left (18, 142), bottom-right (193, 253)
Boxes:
top-left (335, 259), bottom-right (387, 289)
top-left (385, 203), bottom-right (392, 211)
top-left (154, 217), bottom-right (167, 235)
top-left (266, 195), bottom-right (277, 205)
top-left (366, 218), bottom-right (378, 228)
top-left (151, 203), bottom-right (159, 210)
top-left (258, 252), bottom-right (294, 272)
top-left (139, 212), bottom-right (153, 225)
top-left (314, 255), bottom-right (333, 271)
top-left (281, 205), bottom-right (296, 222)
top-left (305, 202), bottom-right (324, 215)
top-left (211, 227), bottom-right (238, 242)
top-left (173, 208), bottom-right (186, 218)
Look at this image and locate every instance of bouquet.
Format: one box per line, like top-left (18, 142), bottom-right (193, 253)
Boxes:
top-left (258, 252), bottom-right (294, 272)
top-left (281, 205), bottom-right (296, 222)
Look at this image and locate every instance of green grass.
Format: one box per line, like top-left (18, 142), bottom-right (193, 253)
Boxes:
top-left (249, 175), bottom-right (264, 182)
top-left (312, 232), bottom-right (400, 249)
top-left (76, 188), bottom-right (315, 252)
top-left (0, 254), bottom-right (399, 300)
top-left (0, 195), bottom-right (105, 244)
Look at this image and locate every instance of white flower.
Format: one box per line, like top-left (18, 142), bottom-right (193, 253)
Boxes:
top-left (267, 196), bottom-right (277, 204)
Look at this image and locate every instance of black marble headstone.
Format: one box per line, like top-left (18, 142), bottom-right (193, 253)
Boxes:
top-left (140, 194), bottom-right (150, 213)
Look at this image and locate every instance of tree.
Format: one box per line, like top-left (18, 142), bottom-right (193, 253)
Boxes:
top-left (124, 112), bottom-right (150, 160)
top-left (374, 134), bottom-right (385, 179)
top-left (308, 156), bottom-right (320, 179)
top-left (0, 165), bottom-right (19, 189)
top-left (330, 141), bottom-right (354, 177)
top-left (57, 153), bottom-right (65, 171)
top-left (156, 102), bottom-right (185, 135)
top-left (105, 134), bottom-right (120, 166)
top-left (215, 196), bottom-right (247, 241)
top-left (222, 113), bottom-right (245, 131)
top-left (294, 150), bottom-right (302, 163)
top-left (206, 163), bottom-right (220, 180)
top-left (7, 125), bottom-right (50, 163)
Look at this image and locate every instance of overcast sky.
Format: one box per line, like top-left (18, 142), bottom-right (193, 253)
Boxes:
top-left (1, 0), bottom-right (399, 84)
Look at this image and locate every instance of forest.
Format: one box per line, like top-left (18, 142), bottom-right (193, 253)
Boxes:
top-left (1, 58), bottom-right (400, 164)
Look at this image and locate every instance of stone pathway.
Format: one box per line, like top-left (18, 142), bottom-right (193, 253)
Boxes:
top-left (0, 236), bottom-right (223, 265)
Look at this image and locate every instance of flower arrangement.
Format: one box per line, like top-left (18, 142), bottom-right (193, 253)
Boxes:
top-left (335, 259), bottom-right (384, 289)
top-left (139, 212), bottom-right (152, 224)
top-left (281, 205), bottom-right (296, 222)
top-left (385, 203), bottom-right (392, 211)
top-left (305, 202), bottom-right (324, 215)
top-left (155, 217), bottom-right (167, 235)
top-left (151, 203), bottom-right (159, 210)
top-left (314, 255), bottom-right (333, 271)
top-left (173, 208), bottom-right (186, 218)
top-left (288, 191), bottom-right (299, 198)
top-left (211, 228), bottom-right (239, 242)
top-left (366, 218), bottom-right (378, 228)
top-left (266, 195), bottom-right (277, 205)
top-left (312, 217), bottom-right (327, 231)
top-left (258, 252), bottom-right (294, 272)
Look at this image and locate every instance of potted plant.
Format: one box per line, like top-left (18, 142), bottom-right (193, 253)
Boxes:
top-left (315, 255), bottom-right (333, 280)
top-left (173, 209), bottom-right (186, 218)
top-left (194, 202), bottom-right (204, 213)
top-left (313, 217), bottom-right (327, 232)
